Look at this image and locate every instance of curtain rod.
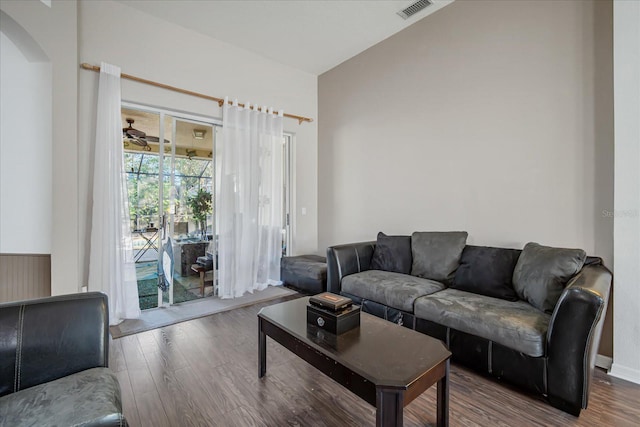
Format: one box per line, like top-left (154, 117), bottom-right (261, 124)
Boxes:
top-left (80, 63), bottom-right (313, 125)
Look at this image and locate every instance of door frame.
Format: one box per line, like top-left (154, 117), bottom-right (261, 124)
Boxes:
top-left (123, 102), bottom-right (219, 307)
top-left (122, 101), bottom-right (294, 306)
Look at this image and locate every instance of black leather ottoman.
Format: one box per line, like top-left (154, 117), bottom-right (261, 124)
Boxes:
top-left (281, 255), bottom-right (327, 294)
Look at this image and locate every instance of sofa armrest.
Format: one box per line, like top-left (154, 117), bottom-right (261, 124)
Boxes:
top-left (326, 241), bottom-right (376, 294)
top-left (546, 263), bottom-right (612, 414)
top-left (0, 292), bottom-right (109, 397)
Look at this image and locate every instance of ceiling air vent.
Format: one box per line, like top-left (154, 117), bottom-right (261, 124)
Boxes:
top-left (397, 0), bottom-right (433, 20)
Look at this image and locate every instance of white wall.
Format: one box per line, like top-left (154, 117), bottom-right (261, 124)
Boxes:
top-left (0, 31), bottom-right (52, 254)
top-left (611, 0), bottom-right (640, 384)
top-left (318, 0), bottom-right (615, 356)
top-left (0, 1), bottom-right (78, 295)
top-left (77, 0), bottom-right (318, 285)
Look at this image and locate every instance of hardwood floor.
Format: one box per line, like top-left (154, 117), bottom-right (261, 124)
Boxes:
top-left (110, 295), bottom-right (640, 427)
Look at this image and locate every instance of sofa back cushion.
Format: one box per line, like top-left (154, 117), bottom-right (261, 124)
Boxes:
top-left (451, 246), bottom-right (521, 301)
top-left (370, 232), bottom-right (412, 274)
top-left (512, 242), bottom-right (587, 313)
top-left (411, 231), bottom-right (468, 282)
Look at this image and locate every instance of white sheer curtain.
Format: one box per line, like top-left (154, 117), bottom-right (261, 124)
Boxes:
top-left (88, 62), bottom-right (141, 325)
top-left (218, 98), bottom-right (284, 298)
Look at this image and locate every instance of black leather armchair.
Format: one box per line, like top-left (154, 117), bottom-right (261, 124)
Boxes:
top-left (0, 292), bottom-right (127, 426)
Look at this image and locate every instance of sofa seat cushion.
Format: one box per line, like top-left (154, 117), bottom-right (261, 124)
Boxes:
top-left (342, 270), bottom-right (445, 312)
top-left (0, 367), bottom-right (125, 427)
top-left (414, 289), bottom-right (551, 357)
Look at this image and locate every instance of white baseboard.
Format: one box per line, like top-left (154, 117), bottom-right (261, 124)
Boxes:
top-left (595, 354), bottom-right (613, 370)
top-left (609, 362), bottom-right (640, 384)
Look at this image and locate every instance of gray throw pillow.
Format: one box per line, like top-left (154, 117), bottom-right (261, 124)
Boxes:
top-left (512, 242), bottom-right (587, 313)
top-left (410, 231), bottom-right (468, 282)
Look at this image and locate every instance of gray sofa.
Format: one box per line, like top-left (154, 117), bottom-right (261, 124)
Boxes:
top-left (0, 292), bottom-right (127, 426)
top-left (327, 232), bottom-right (611, 416)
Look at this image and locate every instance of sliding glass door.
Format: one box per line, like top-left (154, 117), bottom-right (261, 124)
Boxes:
top-left (166, 117), bottom-right (215, 304)
top-left (122, 105), bottom-right (217, 310)
top-left (122, 104), bottom-right (292, 310)
top-left (123, 108), bottom-right (163, 310)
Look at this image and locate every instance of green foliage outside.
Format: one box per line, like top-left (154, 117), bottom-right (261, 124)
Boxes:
top-left (125, 152), bottom-right (213, 232)
top-left (187, 188), bottom-right (213, 233)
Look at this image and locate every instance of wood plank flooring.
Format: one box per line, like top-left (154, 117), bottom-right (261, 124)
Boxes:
top-left (110, 295), bottom-right (640, 427)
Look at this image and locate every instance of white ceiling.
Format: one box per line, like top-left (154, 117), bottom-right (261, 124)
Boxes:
top-left (116, 0), bottom-right (453, 75)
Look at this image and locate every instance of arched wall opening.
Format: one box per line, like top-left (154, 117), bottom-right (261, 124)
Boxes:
top-left (0, 10), bottom-right (52, 300)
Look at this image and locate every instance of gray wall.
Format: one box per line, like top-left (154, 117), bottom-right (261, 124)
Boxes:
top-left (318, 0), bottom-right (613, 355)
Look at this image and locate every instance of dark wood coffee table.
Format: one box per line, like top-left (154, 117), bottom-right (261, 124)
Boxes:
top-left (258, 297), bottom-right (451, 426)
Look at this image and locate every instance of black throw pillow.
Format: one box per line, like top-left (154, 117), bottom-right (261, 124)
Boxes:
top-left (451, 245), bottom-right (521, 301)
top-left (370, 232), bottom-right (412, 274)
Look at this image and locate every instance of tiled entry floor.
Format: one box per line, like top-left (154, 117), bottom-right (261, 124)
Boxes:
top-left (110, 285), bottom-right (297, 338)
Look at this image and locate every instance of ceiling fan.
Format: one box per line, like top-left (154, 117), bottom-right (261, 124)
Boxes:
top-left (122, 118), bottom-right (168, 150)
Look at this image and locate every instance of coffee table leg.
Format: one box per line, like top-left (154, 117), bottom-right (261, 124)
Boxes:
top-left (437, 359), bottom-right (450, 427)
top-left (376, 388), bottom-right (403, 427)
top-left (258, 318), bottom-right (266, 378)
